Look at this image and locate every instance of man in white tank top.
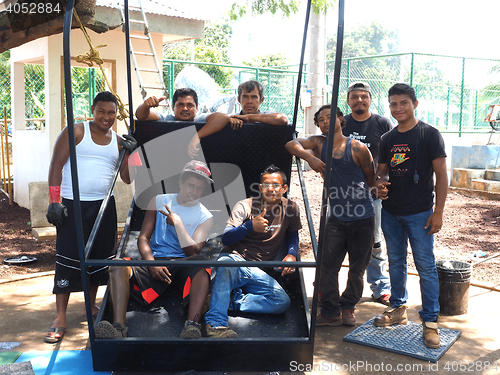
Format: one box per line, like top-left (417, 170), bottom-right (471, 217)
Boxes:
top-left (44, 92), bottom-right (137, 344)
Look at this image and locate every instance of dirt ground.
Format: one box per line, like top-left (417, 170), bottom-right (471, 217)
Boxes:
top-left (1, 170), bottom-right (500, 286)
top-left (288, 170), bottom-right (500, 286)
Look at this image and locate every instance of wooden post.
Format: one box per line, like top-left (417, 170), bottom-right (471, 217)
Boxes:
top-left (1, 109), bottom-right (6, 193)
top-left (3, 108), bottom-right (12, 204)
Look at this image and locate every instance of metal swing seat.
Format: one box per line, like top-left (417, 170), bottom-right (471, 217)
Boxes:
top-left (61, 0), bottom-right (346, 371)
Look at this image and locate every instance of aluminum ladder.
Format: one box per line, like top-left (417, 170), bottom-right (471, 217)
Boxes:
top-left (118, 0), bottom-right (170, 110)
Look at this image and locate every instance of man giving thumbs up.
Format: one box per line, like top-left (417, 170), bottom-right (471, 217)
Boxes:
top-left (204, 164), bottom-right (302, 338)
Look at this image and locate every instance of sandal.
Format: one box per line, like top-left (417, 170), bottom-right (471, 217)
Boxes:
top-left (44, 327), bottom-right (66, 344)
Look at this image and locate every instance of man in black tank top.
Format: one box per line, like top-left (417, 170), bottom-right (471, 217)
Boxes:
top-left (343, 82), bottom-right (393, 306)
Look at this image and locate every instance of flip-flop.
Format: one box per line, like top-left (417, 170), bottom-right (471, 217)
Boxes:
top-left (44, 327), bottom-right (66, 344)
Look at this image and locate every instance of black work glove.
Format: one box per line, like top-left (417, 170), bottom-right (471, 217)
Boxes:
top-left (46, 203), bottom-right (68, 227)
top-left (119, 134), bottom-right (138, 154)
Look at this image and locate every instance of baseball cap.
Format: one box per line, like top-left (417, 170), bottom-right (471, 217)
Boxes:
top-left (181, 160), bottom-right (213, 183)
top-left (347, 81), bottom-right (371, 95)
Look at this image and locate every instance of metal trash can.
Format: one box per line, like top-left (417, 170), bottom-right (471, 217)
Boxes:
top-left (436, 260), bottom-right (472, 315)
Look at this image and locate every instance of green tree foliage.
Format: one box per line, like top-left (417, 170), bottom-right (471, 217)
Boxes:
top-left (327, 21), bottom-right (399, 60)
top-left (242, 53), bottom-right (290, 68)
top-left (164, 18), bottom-right (234, 89)
top-left (326, 21), bottom-right (401, 87)
top-left (229, 0), bottom-right (333, 19)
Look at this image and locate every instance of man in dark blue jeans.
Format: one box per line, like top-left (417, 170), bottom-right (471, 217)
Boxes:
top-left (374, 83), bottom-right (447, 349)
top-left (314, 105), bottom-right (377, 327)
top-left (204, 165), bottom-right (301, 338)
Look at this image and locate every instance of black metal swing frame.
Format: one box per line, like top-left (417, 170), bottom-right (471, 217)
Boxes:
top-left (62, 0), bottom-right (345, 371)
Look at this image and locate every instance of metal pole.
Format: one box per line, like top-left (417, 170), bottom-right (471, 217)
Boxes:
top-left (459, 57), bottom-right (465, 137)
top-left (474, 90), bottom-right (478, 129)
top-left (295, 140), bottom-right (318, 255)
top-left (62, 0), bottom-right (94, 343)
top-left (410, 53), bottom-right (414, 86)
top-left (446, 86), bottom-right (451, 130)
top-left (83, 149), bottom-right (125, 260)
top-left (311, 0), bottom-right (345, 341)
top-left (169, 61), bottom-right (174, 100)
top-left (88, 68), bottom-right (95, 115)
top-left (291, 0), bottom-right (312, 128)
top-left (124, 0), bottom-right (134, 131)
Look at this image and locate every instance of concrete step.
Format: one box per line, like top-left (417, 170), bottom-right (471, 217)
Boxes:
top-left (452, 168), bottom-right (485, 189)
top-left (485, 169), bottom-right (500, 182)
top-left (471, 178), bottom-right (500, 193)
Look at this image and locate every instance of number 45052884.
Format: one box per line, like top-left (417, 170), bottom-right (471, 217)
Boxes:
top-left (4, 2), bottom-right (61, 14)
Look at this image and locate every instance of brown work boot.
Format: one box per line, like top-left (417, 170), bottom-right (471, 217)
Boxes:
top-left (316, 313), bottom-right (342, 327)
top-left (373, 305), bottom-right (408, 327)
top-left (422, 320), bottom-right (440, 349)
top-left (180, 320), bottom-right (202, 339)
top-left (341, 309), bottom-right (356, 326)
top-left (206, 324), bottom-right (237, 338)
top-left (95, 321), bottom-right (128, 338)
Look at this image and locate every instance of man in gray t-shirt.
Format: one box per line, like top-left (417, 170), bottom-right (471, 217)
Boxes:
top-left (135, 88), bottom-right (239, 158)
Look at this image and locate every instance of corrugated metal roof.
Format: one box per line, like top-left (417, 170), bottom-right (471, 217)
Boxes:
top-left (96, 0), bottom-right (208, 21)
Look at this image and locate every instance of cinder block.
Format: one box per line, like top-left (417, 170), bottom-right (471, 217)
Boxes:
top-left (29, 182), bottom-right (50, 228)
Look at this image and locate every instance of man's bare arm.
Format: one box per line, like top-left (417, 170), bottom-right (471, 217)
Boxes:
top-left (188, 113), bottom-right (230, 158)
top-left (159, 204), bottom-right (214, 256)
top-left (135, 96), bottom-right (164, 121)
top-left (425, 156), bottom-right (448, 234)
top-left (352, 140), bottom-right (376, 187)
top-left (231, 112), bottom-right (288, 126)
top-left (285, 136), bottom-right (325, 174)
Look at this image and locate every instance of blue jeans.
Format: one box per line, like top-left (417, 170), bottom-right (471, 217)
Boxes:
top-left (367, 199), bottom-right (391, 298)
top-left (381, 208), bottom-right (440, 322)
top-left (204, 254), bottom-right (291, 328)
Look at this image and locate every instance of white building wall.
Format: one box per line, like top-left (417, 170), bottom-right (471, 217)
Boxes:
top-left (10, 27), bottom-right (166, 208)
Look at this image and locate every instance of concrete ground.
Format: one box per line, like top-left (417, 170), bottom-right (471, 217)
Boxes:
top-left (1, 268), bottom-right (500, 375)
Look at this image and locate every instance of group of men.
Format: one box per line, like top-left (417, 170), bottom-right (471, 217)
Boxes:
top-left (287, 82), bottom-right (446, 348)
top-left (44, 79), bottom-right (447, 350)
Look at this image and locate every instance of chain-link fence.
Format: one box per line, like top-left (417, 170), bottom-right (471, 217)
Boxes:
top-left (66, 67), bottom-right (106, 121)
top-left (326, 53), bottom-right (500, 134)
top-left (2, 51), bottom-right (499, 136)
top-left (0, 51), bottom-right (105, 130)
top-left (24, 64), bottom-right (45, 130)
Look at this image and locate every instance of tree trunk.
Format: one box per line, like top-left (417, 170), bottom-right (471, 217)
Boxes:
top-left (304, 11), bottom-right (326, 137)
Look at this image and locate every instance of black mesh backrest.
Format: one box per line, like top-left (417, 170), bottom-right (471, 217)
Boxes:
top-left (132, 121), bottom-right (294, 198)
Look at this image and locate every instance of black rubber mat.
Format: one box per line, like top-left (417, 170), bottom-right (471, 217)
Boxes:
top-left (344, 317), bottom-right (461, 362)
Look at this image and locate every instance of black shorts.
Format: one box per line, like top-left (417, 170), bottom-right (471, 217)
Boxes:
top-left (53, 197), bottom-right (117, 294)
top-left (130, 254), bottom-right (210, 307)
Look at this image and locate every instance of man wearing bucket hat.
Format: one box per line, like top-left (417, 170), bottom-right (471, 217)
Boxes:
top-left (374, 83), bottom-right (447, 349)
top-left (343, 81), bottom-right (394, 307)
top-left (95, 160), bottom-right (214, 339)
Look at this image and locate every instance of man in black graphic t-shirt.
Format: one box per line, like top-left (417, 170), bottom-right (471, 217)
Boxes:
top-left (374, 83), bottom-right (447, 350)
